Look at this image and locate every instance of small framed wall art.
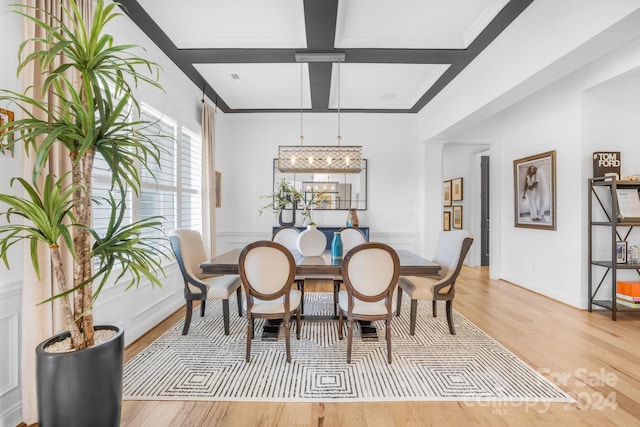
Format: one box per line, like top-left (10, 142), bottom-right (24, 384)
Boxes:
top-left (215, 171), bottom-right (222, 208)
top-left (617, 241), bottom-right (627, 264)
top-left (444, 180), bottom-right (452, 207)
top-left (452, 205), bottom-right (463, 229)
top-left (452, 177), bottom-right (463, 201)
top-left (0, 108), bottom-right (15, 152)
top-left (443, 211), bottom-right (451, 231)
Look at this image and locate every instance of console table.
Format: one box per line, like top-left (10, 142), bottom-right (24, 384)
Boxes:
top-left (271, 226), bottom-right (369, 249)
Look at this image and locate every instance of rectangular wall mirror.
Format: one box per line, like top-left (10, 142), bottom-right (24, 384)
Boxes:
top-left (273, 159), bottom-right (367, 210)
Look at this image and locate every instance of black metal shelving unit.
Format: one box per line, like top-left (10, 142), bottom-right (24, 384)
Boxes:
top-left (588, 177), bottom-right (640, 320)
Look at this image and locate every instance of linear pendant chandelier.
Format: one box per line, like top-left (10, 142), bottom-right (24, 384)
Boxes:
top-left (278, 53), bottom-right (362, 173)
top-left (278, 145), bottom-right (362, 173)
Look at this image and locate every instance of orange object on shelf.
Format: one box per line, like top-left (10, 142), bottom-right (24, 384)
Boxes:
top-left (617, 281), bottom-right (640, 297)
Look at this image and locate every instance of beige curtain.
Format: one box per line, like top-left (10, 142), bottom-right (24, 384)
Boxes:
top-left (20, 1), bottom-right (93, 424)
top-left (201, 102), bottom-right (217, 257)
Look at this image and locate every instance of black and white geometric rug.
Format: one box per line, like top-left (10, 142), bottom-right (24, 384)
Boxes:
top-left (123, 293), bottom-right (572, 402)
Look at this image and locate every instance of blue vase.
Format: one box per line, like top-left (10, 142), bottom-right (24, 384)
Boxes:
top-left (331, 231), bottom-right (343, 260)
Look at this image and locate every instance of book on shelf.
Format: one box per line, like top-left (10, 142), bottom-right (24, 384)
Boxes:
top-left (616, 293), bottom-right (640, 303)
top-left (593, 151), bottom-right (621, 178)
top-left (617, 281), bottom-right (640, 297)
top-left (616, 298), bottom-right (640, 308)
top-left (615, 189), bottom-right (640, 220)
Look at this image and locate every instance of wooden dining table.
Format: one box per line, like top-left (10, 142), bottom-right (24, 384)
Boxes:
top-left (200, 248), bottom-right (441, 277)
top-left (200, 248), bottom-right (441, 340)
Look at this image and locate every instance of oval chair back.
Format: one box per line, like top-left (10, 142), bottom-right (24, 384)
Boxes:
top-left (239, 240), bottom-right (301, 363)
top-left (272, 226), bottom-right (300, 251)
top-left (338, 227), bottom-right (367, 253)
top-left (240, 241), bottom-right (296, 301)
top-left (272, 225), bottom-right (306, 312)
top-left (338, 242), bottom-right (400, 363)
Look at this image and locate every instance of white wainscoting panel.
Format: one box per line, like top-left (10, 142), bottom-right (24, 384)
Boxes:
top-left (370, 232), bottom-right (422, 254)
top-left (93, 263), bottom-right (184, 346)
top-left (0, 281), bottom-right (23, 427)
top-left (218, 231), bottom-right (422, 255)
top-left (216, 232), bottom-right (271, 254)
top-left (0, 313), bottom-right (19, 396)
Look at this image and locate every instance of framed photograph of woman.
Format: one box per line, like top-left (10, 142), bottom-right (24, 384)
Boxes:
top-left (443, 180), bottom-right (452, 207)
top-left (443, 211), bottom-right (451, 231)
top-left (513, 150), bottom-right (556, 230)
top-left (452, 206), bottom-right (463, 229)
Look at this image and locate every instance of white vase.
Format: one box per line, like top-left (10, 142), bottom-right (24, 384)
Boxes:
top-left (297, 224), bottom-right (326, 256)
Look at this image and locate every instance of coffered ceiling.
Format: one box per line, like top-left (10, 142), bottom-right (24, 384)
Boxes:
top-left (118, 0), bottom-right (534, 113)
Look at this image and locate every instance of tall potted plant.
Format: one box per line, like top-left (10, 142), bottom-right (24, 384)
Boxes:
top-left (0, 1), bottom-right (168, 425)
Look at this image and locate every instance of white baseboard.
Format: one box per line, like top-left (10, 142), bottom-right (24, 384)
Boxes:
top-left (124, 295), bottom-right (184, 345)
top-left (0, 398), bottom-right (22, 427)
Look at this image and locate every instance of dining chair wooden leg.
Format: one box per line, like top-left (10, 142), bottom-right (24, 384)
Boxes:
top-left (446, 300), bottom-right (456, 335)
top-left (409, 299), bottom-right (418, 336)
top-left (386, 318), bottom-right (392, 364)
top-left (222, 299), bottom-right (230, 335)
top-left (296, 309), bottom-right (301, 340)
top-left (337, 310), bottom-right (344, 340)
top-left (251, 318), bottom-right (255, 339)
top-left (246, 317), bottom-right (253, 363)
top-left (346, 319), bottom-right (354, 363)
top-left (395, 287), bottom-right (403, 317)
top-left (432, 300), bottom-right (437, 317)
top-left (333, 280), bottom-right (340, 316)
top-left (200, 300), bottom-right (206, 317)
top-left (236, 287), bottom-right (243, 316)
top-left (284, 316), bottom-right (292, 363)
top-left (182, 300), bottom-right (194, 335)
top-left (294, 280), bottom-right (305, 314)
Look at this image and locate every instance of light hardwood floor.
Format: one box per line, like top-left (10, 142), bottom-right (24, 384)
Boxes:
top-left (121, 267), bottom-right (640, 426)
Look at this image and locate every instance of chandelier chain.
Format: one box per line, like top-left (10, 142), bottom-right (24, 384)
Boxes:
top-left (300, 63), bottom-right (304, 145)
top-left (277, 55), bottom-right (361, 174)
top-left (337, 60), bottom-right (341, 146)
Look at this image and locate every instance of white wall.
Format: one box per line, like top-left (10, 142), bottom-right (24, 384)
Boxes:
top-left (0, 1), bottom-right (25, 424)
top-left (497, 84), bottom-right (584, 307)
top-left (583, 67), bottom-right (640, 291)
top-left (432, 35), bottom-right (640, 309)
top-left (418, 0), bottom-right (640, 143)
top-left (215, 113), bottom-right (425, 253)
top-left (442, 143), bottom-right (490, 267)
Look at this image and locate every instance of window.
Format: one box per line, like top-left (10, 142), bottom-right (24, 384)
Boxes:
top-left (179, 128), bottom-right (203, 232)
top-left (92, 103), bottom-right (203, 265)
top-left (140, 107), bottom-right (178, 240)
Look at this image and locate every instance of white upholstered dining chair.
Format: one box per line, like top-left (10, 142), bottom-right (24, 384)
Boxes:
top-left (332, 227), bottom-right (367, 315)
top-left (396, 230), bottom-right (473, 335)
top-left (239, 240), bottom-right (302, 363)
top-left (338, 242), bottom-right (400, 363)
top-left (272, 226), bottom-right (306, 312)
top-left (169, 229), bottom-right (242, 335)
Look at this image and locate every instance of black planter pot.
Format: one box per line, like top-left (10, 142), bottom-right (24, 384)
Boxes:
top-left (278, 206), bottom-right (296, 226)
top-left (36, 325), bottom-right (124, 427)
